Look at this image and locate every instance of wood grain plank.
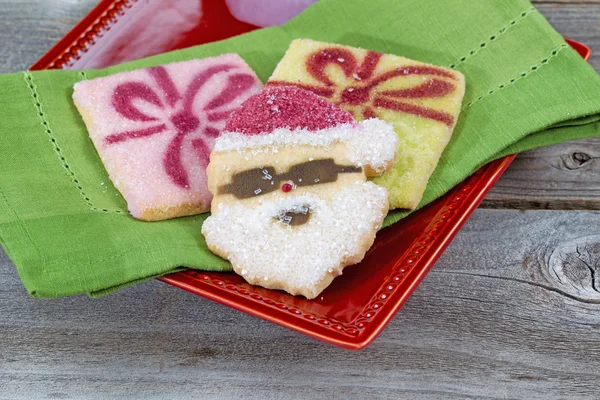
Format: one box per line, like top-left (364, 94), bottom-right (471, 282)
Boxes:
top-left (2, 209), bottom-right (600, 399)
top-left (482, 136), bottom-right (600, 210)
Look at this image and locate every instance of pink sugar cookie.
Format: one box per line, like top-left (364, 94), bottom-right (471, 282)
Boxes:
top-left (73, 54), bottom-right (262, 221)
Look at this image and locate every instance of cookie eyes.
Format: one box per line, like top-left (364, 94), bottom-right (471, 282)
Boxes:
top-left (218, 158), bottom-right (362, 199)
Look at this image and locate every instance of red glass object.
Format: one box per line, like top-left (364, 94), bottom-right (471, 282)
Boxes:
top-left (31, 0), bottom-right (592, 350)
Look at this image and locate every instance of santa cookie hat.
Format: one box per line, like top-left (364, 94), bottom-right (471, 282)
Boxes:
top-left (216, 86), bottom-right (398, 175)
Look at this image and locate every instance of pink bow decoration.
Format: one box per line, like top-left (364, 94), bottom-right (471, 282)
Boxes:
top-left (105, 64), bottom-right (257, 189)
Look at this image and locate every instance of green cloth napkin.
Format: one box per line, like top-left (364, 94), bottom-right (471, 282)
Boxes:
top-left (1, 0), bottom-right (599, 298)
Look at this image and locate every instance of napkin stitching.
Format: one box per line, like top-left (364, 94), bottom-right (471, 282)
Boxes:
top-left (464, 43), bottom-right (569, 109)
top-left (22, 71), bottom-right (96, 210)
top-left (449, 6), bottom-right (536, 69)
top-left (22, 71), bottom-right (126, 216)
top-left (75, 70), bottom-right (127, 214)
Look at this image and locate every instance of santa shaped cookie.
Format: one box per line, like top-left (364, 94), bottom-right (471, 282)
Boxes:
top-left (202, 86), bottom-right (398, 299)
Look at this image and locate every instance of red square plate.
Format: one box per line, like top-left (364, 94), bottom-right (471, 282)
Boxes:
top-left (32, 0), bottom-right (592, 350)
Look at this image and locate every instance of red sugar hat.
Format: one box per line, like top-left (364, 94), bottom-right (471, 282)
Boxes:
top-left (225, 86), bottom-right (356, 135)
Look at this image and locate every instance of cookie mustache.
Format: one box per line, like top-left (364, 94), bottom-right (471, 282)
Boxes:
top-left (218, 158), bottom-right (362, 199)
top-left (274, 204), bottom-right (311, 226)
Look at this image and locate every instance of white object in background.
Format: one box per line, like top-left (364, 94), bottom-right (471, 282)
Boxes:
top-left (225, 0), bottom-right (319, 27)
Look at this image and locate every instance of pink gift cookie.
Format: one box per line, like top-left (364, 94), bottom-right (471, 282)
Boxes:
top-left (73, 54), bottom-right (262, 221)
top-left (202, 87), bottom-right (398, 299)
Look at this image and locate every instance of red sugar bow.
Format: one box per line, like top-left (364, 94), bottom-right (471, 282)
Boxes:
top-left (270, 48), bottom-right (458, 127)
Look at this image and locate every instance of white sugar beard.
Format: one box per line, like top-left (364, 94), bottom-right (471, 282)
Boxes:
top-left (202, 182), bottom-right (389, 298)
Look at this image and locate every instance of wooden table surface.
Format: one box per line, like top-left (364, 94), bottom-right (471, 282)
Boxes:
top-left (2, 1), bottom-right (600, 398)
